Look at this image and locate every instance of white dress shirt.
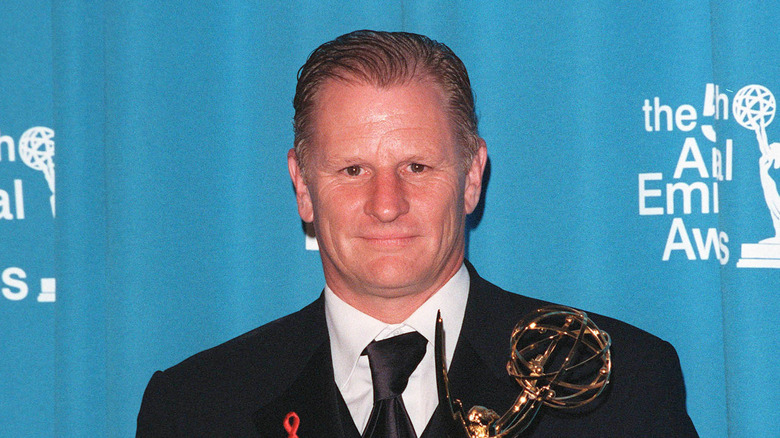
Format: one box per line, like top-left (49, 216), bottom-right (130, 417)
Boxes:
top-left (324, 264), bottom-right (470, 435)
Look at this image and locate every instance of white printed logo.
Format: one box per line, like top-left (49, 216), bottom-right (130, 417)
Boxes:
top-left (19, 127), bottom-right (56, 218)
top-left (0, 126), bottom-right (56, 220)
top-left (638, 85), bottom-right (731, 265)
top-left (733, 85), bottom-right (780, 268)
top-left (1, 126), bottom-right (57, 302)
top-left (638, 83), bottom-right (780, 269)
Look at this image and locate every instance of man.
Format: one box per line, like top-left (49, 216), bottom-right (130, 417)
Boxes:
top-left (138, 30), bottom-right (698, 437)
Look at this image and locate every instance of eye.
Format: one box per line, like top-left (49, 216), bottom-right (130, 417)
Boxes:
top-left (343, 165), bottom-right (363, 176)
top-left (408, 163), bottom-right (426, 173)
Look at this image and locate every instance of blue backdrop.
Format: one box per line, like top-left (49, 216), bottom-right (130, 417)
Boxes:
top-left (2, 1), bottom-right (779, 437)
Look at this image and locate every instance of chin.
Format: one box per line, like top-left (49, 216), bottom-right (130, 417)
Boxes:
top-left (359, 255), bottom-right (432, 292)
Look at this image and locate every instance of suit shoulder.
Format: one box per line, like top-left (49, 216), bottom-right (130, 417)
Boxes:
top-left (490, 282), bottom-right (684, 398)
top-left (472, 271), bottom-right (676, 362)
top-left (464, 265), bottom-right (697, 435)
top-left (137, 299), bottom-right (327, 434)
top-left (479, 273), bottom-right (671, 349)
top-left (153, 298), bottom-right (326, 399)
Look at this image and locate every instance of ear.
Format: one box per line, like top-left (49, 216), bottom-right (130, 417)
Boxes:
top-left (288, 148), bottom-right (314, 223)
top-left (464, 139), bottom-right (487, 215)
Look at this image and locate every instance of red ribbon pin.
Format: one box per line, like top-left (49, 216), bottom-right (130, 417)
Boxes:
top-left (284, 411), bottom-right (300, 438)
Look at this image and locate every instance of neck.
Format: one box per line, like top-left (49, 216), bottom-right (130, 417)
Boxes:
top-left (338, 291), bottom-right (436, 324)
top-left (326, 260), bottom-right (463, 324)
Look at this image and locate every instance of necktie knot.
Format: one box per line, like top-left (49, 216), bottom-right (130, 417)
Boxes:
top-left (363, 331), bottom-right (428, 401)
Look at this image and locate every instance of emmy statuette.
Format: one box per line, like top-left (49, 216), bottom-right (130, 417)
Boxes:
top-left (435, 306), bottom-right (612, 438)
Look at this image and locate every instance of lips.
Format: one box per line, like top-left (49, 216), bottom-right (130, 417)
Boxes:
top-left (359, 234), bottom-right (418, 247)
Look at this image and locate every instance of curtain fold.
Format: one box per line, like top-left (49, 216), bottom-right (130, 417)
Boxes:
top-left (52, 1), bottom-right (108, 436)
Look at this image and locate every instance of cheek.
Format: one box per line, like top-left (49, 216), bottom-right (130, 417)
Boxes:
top-left (416, 185), bottom-right (464, 227)
top-left (313, 185), bottom-right (364, 229)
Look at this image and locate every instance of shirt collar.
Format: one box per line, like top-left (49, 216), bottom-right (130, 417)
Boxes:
top-left (325, 263), bottom-right (470, 388)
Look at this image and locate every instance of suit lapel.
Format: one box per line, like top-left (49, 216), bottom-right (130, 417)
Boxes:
top-left (445, 262), bottom-right (540, 422)
top-left (253, 341), bottom-right (349, 437)
top-left (251, 295), bottom-right (355, 437)
top-left (420, 263), bottom-right (525, 438)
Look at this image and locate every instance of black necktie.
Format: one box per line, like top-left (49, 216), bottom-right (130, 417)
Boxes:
top-left (361, 331), bottom-right (428, 438)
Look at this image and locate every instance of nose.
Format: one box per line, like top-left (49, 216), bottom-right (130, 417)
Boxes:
top-left (365, 170), bottom-right (410, 222)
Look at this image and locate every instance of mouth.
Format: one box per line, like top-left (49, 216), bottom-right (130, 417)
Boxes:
top-left (359, 235), bottom-right (418, 247)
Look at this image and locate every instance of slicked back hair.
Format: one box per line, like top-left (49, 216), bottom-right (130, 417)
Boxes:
top-left (293, 30), bottom-right (480, 178)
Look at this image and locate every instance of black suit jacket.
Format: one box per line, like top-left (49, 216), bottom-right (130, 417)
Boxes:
top-left (137, 262), bottom-right (698, 437)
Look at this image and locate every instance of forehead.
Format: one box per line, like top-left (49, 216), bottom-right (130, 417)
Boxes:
top-left (310, 78), bottom-right (456, 148)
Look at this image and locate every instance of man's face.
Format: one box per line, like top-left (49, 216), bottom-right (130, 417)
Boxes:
top-left (288, 79), bottom-right (486, 318)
